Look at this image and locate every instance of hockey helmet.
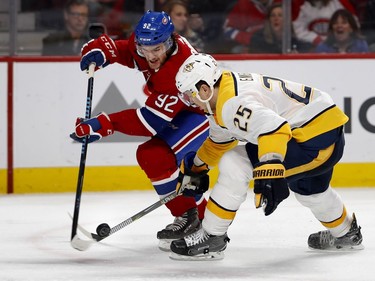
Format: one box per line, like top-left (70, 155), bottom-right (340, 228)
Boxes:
top-left (176, 53), bottom-right (222, 100)
top-left (135, 11), bottom-right (174, 46)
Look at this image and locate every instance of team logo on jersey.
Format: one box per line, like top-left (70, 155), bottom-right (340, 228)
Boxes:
top-left (183, 62), bottom-right (195, 73)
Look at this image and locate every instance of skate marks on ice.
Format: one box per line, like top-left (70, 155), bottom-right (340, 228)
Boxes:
top-left (0, 189), bottom-right (374, 281)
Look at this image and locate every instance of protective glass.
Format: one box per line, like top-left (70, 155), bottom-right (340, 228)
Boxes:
top-left (136, 37), bottom-right (173, 57)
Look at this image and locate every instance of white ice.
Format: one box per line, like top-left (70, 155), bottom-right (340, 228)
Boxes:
top-left (1, 188), bottom-right (374, 281)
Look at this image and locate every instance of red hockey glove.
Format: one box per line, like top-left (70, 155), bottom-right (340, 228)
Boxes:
top-left (176, 151), bottom-right (209, 196)
top-left (70, 112), bottom-right (114, 143)
top-left (253, 159), bottom-right (289, 216)
top-left (80, 34), bottom-right (119, 71)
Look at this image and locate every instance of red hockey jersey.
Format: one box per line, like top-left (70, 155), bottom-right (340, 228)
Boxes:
top-left (107, 33), bottom-right (200, 136)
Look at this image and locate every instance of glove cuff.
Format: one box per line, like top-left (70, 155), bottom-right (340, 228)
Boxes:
top-left (98, 34), bottom-right (119, 64)
top-left (191, 163), bottom-right (209, 174)
top-left (180, 151), bottom-right (209, 176)
top-left (96, 112), bottom-right (114, 137)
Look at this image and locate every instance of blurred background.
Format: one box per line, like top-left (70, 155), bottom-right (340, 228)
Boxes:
top-left (2, 0), bottom-right (375, 56)
top-left (1, 0), bottom-right (374, 194)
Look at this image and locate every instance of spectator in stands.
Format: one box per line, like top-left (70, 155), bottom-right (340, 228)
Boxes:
top-left (292, 0), bottom-right (356, 47)
top-left (155, 0), bottom-right (168, 11)
top-left (42, 0), bottom-right (90, 56)
top-left (223, 0), bottom-right (282, 53)
top-left (349, 0), bottom-right (368, 23)
top-left (22, 0), bottom-right (66, 30)
top-left (87, 0), bottom-right (143, 39)
top-left (187, 12), bottom-right (205, 40)
top-left (163, 0), bottom-right (205, 52)
top-left (249, 3), bottom-right (313, 53)
top-left (187, 0), bottom-right (237, 53)
top-left (315, 9), bottom-right (369, 53)
top-left (353, 0), bottom-right (375, 51)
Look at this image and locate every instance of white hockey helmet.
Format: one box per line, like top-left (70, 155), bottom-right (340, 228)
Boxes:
top-left (176, 53), bottom-right (222, 110)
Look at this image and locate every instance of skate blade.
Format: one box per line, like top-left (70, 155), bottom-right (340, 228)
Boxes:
top-left (158, 239), bottom-right (172, 252)
top-left (169, 251), bottom-right (225, 261)
top-left (309, 243), bottom-right (365, 252)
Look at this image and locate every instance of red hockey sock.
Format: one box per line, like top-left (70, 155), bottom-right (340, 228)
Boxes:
top-left (165, 195), bottom-right (197, 217)
top-left (196, 197), bottom-right (207, 220)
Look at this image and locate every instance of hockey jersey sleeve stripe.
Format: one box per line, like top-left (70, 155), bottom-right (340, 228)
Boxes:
top-left (137, 107), bottom-right (172, 135)
top-left (171, 118), bottom-right (210, 154)
top-left (196, 138), bottom-right (239, 167)
top-left (292, 105), bottom-right (349, 143)
top-left (215, 71), bottom-right (237, 127)
top-left (206, 197), bottom-right (237, 220)
top-left (145, 105), bottom-right (173, 122)
top-left (258, 122), bottom-right (292, 160)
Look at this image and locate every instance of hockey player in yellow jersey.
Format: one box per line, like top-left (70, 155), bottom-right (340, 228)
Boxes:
top-left (169, 53), bottom-right (363, 260)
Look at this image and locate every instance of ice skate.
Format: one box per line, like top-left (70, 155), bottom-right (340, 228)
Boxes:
top-left (169, 227), bottom-right (230, 261)
top-left (308, 213), bottom-right (364, 250)
top-left (157, 208), bottom-right (201, 251)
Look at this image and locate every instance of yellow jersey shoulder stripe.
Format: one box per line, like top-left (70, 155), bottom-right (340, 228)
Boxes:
top-left (215, 71), bottom-right (237, 127)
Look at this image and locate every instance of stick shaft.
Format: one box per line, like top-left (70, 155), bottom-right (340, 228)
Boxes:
top-left (105, 192), bottom-right (179, 239)
top-left (71, 63), bottom-right (95, 241)
top-left (71, 191), bottom-right (180, 245)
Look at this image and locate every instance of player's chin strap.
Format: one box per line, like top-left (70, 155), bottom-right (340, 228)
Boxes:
top-left (196, 86), bottom-right (214, 115)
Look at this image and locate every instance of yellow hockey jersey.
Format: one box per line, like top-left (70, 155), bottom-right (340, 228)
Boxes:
top-left (197, 71), bottom-right (348, 167)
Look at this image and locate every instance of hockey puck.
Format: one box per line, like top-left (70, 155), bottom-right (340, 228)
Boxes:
top-left (96, 223), bottom-right (111, 237)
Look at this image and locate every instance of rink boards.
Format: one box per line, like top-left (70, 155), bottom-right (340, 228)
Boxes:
top-left (0, 56), bottom-right (374, 193)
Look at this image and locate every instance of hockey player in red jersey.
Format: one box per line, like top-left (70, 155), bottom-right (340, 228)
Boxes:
top-left (71, 11), bottom-right (209, 250)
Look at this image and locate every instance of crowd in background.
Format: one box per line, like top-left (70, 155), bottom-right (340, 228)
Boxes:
top-left (15, 0), bottom-right (375, 55)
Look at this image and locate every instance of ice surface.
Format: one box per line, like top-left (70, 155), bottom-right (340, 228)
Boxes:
top-left (1, 188), bottom-right (374, 281)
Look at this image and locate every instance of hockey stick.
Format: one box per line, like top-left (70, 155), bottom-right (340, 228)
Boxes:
top-left (70, 191), bottom-right (180, 251)
top-left (70, 63), bottom-right (96, 250)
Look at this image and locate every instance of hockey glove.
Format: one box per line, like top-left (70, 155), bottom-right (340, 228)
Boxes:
top-left (70, 112), bottom-right (114, 143)
top-left (80, 34), bottom-right (119, 71)
top-left (176, 151), bottom-right (209, 196)
top-left (253, 159), bottom-right (289, 216)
